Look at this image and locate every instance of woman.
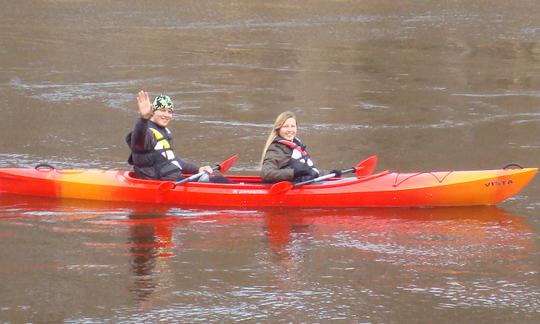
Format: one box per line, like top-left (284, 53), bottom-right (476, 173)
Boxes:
top-left (260, 111), bottom-right (337, 183)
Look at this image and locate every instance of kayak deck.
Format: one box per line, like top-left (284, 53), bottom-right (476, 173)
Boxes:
top-left (0, 166), bottom-right (537, 208)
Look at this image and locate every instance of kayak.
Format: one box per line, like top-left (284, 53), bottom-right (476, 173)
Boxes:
top-left (0, 163), bottom-right (536, 208)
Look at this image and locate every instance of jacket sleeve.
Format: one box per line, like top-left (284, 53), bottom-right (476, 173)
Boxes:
top-left (178, 159), bottom-right (200, 174)
top-left (261, 144), bottom-right (294, 183)
top-left (129, 118), bottom-right (155, 152)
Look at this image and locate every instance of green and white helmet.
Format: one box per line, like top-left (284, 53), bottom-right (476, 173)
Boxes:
top-left (152, 94), bottom-right (174, 111)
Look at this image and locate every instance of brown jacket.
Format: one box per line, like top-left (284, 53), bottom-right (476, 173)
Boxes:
top-left (261, 141), bottom-right (295, 183)
top-left (261, 138), bottom-right (327, 183)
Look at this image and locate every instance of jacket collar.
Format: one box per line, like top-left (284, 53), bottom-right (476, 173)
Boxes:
top-left (274, 136), bottom-right (305, 149)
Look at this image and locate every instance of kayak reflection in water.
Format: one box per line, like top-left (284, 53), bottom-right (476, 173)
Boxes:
top-left (125, 90), bottom-right (228, 183)
top-left (260, 111), bottom-right (337, 183)
top-left (127, 209), bottom-right (175, 305)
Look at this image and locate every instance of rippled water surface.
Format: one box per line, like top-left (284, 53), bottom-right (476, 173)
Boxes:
top-left (1, 1), bottom-right (539, 323)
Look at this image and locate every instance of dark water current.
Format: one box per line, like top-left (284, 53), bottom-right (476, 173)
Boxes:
top-left (0, 1), bottom-right (539, 322)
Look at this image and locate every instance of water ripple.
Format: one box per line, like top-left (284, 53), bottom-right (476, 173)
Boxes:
top-left (140, 15), bottom-right (376, 31)
top-left (10, 78), bottom-right (151, 111)
top-left (399, 278), bottom-right (540, 312)
top-left (453, 91), bottom-right (540, 98)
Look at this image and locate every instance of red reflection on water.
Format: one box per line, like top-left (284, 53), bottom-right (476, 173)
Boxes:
top-left (263, 206), bottom-right (530, 243)
top-left (1, 194), bottom-right (532, 258)
top-left (0, 194), bottom-right (534, 305)
top-left (0, 194), bottom-right (178, 304)
top-left (261, 206), bottom-right (535, 283)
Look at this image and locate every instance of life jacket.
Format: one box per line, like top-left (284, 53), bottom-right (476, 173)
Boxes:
top-left (277, 138), bottom-right (320, 176)
top-left (127, 125), bottom-right (182, 180)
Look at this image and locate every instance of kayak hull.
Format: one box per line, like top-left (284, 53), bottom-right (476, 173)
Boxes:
top-left (0, 167), bottom-right (536, 208)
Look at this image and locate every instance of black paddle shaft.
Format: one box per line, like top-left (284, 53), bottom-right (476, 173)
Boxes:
top-left (293, 166), bottom-right (356, 187)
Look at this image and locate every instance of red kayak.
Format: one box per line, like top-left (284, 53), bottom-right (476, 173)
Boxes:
top-left (0, 161), bottom-right (536, 208)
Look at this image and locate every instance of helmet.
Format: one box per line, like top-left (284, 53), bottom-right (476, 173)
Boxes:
top-left (152, 94), bottom-right (174, 111)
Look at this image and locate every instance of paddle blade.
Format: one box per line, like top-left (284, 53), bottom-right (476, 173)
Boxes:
top-left (355, 155), bottom-right (377, 177)
top-left (217, 154), bottom-right (239, 173)
top-left (269, 181), bottom-right (293, 195)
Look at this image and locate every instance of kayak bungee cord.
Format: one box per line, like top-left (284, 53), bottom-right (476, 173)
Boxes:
top-left (392, 171), bottom-right (453, 188)
top-left (391, 163), bottom-right (525, 188)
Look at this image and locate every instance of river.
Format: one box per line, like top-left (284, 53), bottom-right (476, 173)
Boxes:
top-left (0, 1), bottom-right (539, 323)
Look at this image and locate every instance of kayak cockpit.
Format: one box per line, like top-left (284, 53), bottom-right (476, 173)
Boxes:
top-left (123, 170), bottom-right (391, 189)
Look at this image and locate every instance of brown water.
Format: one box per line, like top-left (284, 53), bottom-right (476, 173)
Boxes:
top-left (0, 1), bottom-right (539, 322)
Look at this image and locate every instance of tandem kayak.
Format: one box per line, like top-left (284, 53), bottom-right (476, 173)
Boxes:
top-left (0, 163), bottom-right (536, 208)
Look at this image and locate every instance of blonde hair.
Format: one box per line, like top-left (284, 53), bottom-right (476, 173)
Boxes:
top-left (260, 111), bottom-right (297, 167)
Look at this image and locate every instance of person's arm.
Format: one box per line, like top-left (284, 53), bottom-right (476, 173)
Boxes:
top-left (130, 118), bottom-right (154, 152)
top-left (261, 145), bottom-right (294, 183)
top-left (177, 159), bottom-right (201, 174)
top-left (129, 90), bottom-right (155, 152)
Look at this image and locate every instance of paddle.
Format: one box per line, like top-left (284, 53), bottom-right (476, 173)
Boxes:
top-left (158, 154), bottom-right (238, 192)
top-left (269, 155), bottom-right (377, 195)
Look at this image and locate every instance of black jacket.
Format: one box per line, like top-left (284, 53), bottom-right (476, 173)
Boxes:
top-left (126, 118), bottom-right (199, 180)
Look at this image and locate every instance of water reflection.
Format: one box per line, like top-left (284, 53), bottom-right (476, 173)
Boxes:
top-left (1, 195), bottom-right (533, 270)
top-left (0, 194), bottom-right (536, 316)
top-left (0, 195), bottom-right (178, 307)
top-left (125, 208), bottom-right (175, 305)
top-left (262, 206), bottom-right (533, 266)
top-left (260, 206), bottom-right (537, 313)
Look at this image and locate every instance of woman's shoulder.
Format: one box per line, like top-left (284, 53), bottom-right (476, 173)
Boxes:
top-left (264, 142), bottom-right (290, 161)
top-left (269, 141), bottom-right (291, 153)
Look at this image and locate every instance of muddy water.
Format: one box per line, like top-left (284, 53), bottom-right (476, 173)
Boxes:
top-left (0, 1), bottom-right (539, 322)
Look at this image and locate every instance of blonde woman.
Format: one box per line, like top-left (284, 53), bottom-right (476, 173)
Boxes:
top-left (260, 111), bottom-right (337, 183)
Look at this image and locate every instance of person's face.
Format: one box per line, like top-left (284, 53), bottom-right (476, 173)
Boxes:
top-left (151, 108), bottom-right (173, 127)
top-left (278, 117), bottom-right (297, 141)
